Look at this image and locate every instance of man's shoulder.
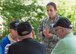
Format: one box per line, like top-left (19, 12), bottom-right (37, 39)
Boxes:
top-left (59, 36), bottom-right (76, 46)
top-left (1, 36), bottom-right (10, 44)
top-left (10, 39), bottom-right (46, 49)
top-left (2, 36), bottom-right (8, 40)
top-left (33, 40), bottom-right (46, 47)
top-left (9, 42), bottom-right (19, 49)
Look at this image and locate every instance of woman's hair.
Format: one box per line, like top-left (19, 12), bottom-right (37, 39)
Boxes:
top-left (47, 2), bottom-right (57, 10)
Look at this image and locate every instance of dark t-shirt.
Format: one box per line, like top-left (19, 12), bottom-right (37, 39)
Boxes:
top-left (8, 38), bottom-right (46, 54)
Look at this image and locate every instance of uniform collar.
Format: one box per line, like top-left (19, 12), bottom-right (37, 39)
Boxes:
top-left (48, 15), bottom-right (60, 23)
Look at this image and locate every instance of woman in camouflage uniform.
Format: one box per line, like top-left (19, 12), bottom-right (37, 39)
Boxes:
top-left (38, 2), bottom-right (62, 54)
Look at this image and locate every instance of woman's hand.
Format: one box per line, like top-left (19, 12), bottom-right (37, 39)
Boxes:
top-left (43, 27), bottom-right (52, 38)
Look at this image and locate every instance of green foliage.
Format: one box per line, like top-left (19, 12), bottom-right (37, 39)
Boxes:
top-left (57, 0), bottom-right (76, 34)
top-left (0, 0), bottom-right (76, 41)
top-left (0, 0), bottom-right (46, 41)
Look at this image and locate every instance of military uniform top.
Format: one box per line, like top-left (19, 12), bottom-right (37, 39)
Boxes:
top-left (38, 15), bottom-right (61, 54)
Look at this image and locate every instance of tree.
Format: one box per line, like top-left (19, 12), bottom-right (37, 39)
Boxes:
top-left (1, 0), bottom-right (46, 41)
top-left (0, 0), bottom-right (76, 41)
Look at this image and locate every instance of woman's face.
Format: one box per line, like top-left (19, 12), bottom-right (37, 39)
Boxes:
top-left (47, 5), bottom-right (57, 19)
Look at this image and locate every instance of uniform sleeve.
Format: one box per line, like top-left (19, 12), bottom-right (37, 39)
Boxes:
top-left (38, 20), bottom-right (44, 43)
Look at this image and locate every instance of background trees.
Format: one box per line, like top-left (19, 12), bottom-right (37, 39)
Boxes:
top-left (0, 0), bottom-right (76, 41)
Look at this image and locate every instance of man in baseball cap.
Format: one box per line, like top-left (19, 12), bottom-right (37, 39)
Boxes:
top-left (51, 18), bottom-right (76, 54)
top-left (8, 21), bottom-right (46, 54)
top-left (1, 20), bottom-right (20, 54)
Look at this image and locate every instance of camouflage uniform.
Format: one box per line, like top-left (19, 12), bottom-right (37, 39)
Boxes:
top-left (38, 15), bottom-right (61, 54)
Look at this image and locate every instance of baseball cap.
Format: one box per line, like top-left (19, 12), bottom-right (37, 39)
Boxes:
top-left (53, 18), bottom-right (72, 29)
top-left (17, 21), bottom-right (32, 36)
top-left (9, 20), bottom-right (19, 30)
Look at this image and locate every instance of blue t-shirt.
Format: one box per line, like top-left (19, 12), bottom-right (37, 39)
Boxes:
top-left (0, 44), bottom-right (2, 54)
top-left (1, 36), bottom-right (10, 54)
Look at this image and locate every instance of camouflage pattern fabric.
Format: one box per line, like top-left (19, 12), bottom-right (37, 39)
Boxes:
top-left (38, 15), bottom-right (61, 54)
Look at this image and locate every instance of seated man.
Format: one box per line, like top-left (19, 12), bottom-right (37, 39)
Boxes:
top-left (1, 20), bottom-right (20, 54)
top-left (8, 21), bottom-right (46, 54)
top-left (51, 18), bottom-right (76, 54)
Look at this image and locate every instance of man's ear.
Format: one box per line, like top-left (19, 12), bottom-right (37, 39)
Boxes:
top-left (32, 30), bottom-right (35, 39)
